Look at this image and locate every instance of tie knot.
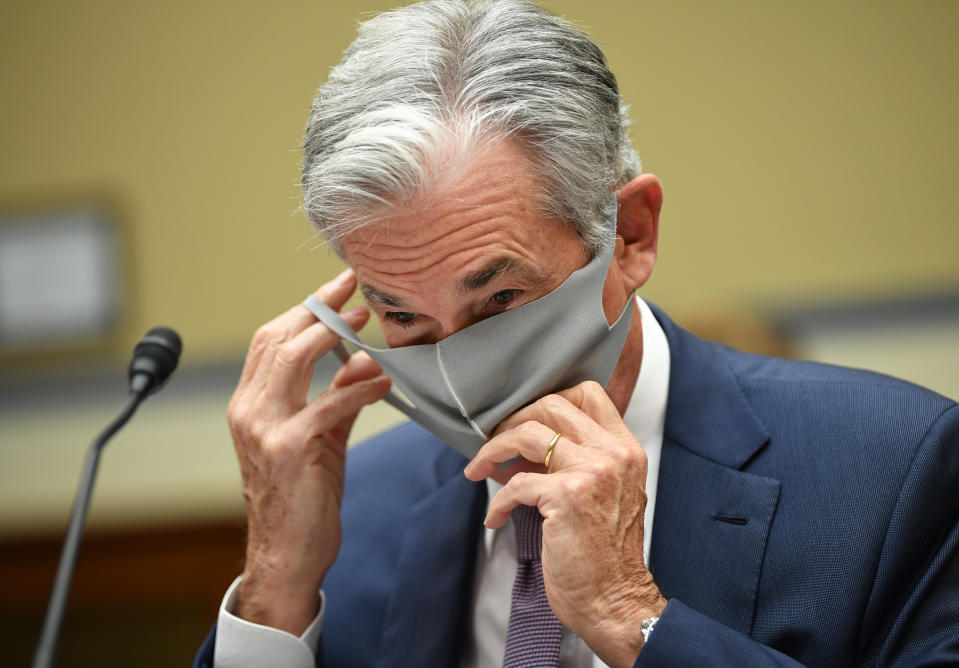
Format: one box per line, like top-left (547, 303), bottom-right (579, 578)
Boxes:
top-left (512, 504), bottom-right (543, 562)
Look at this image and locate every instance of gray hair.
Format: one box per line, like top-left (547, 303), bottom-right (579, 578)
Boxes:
top-left (301, 0), bottom-right (641, 256)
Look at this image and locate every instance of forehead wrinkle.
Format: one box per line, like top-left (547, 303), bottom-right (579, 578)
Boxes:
top-left (349, 224), bottom-right (524, 278)
top-left (349, 194), bottom-right (536, 261)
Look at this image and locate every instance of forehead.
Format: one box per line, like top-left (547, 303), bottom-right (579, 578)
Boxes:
top-left (344, 139), bottom-right (540, 247)
top-left (339, 139), bottom-right (583, 292)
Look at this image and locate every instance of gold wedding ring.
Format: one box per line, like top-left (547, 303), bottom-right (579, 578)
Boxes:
top-left (544, 432), bottom-right (561, 471)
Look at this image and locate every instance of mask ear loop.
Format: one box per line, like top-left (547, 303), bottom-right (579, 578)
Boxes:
top-left (329, 342), bottom-right (416, 417)
top-left (303, 296), bottom-right (422, 420)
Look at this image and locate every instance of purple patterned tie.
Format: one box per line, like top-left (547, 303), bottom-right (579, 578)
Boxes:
top-left (503, 504), bottom-right (564, 667)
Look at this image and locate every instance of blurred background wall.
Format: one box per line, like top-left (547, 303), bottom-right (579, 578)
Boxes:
top-left (1, 1), bottom-right (956, 665)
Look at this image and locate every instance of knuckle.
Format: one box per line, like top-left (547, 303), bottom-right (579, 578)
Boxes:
top-left (560, 475), bottom-right (589, 500)
top-left (581, 379), bottom-right (604, 395)
top-left (246, 419), bottom-right (269, 448)
top-left (631, 444), bottom-right (648, 470)
top-left (274, 340), bottom-right (303, 367)
top-left (604, 441), bottom-right (631, 465)
top-left (226, 402), bottom-right (243, 432)
top-left (251, 325), bottom-right (273, 347)
top-left (540, 394), bottom-right (566, 413)
top-left (613, 440), bottom-right (647, 473)
top-left (592, 458), bottom-right (618, 481)
top-left (517, 420), bottom-right (541, 438)
top-left (226, 393), bottom-right (241, 417)
top-left (253, 323), bottom-right (289, 348)
top-left (226, 397), bottom-right (252, 434)
top-left (260, 427), bottom-right (293, 456)
top-left (605, 432), bottom-right (642, 462)
top-left (510, 471), bottom-right (533, 488)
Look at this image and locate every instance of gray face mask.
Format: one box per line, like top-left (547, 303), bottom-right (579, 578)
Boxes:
top-left (303, 196), bottom-right (633, 461)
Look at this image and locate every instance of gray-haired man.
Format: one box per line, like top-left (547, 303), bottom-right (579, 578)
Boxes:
top-left (195, 1), bottom-right (959, 666)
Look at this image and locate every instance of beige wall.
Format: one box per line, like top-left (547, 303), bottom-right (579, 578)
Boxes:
top-left (2, 0), bottom-right (957, 364)
top-left (2, 0), bottom-right (958, 531)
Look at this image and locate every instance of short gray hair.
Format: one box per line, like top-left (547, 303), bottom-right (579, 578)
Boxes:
top-left (301, 0), bottom-right (641, 256)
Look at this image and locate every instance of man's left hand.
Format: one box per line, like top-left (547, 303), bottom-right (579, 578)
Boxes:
top-left (464, 380), bottom-right (667, 668)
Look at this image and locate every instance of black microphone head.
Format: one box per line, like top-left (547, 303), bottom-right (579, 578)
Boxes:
top-left (128, 326), bottom-right (183, 395)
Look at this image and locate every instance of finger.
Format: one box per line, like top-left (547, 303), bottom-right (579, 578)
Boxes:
top-left (330, 351), bottom-right (384, 390)
top-left (465, 422), bottom-right (574, 481)
top-left (495, 393), bottom-right (601, 445)
top-left (484, 471), bottom-right (556, 528)
top-left (554, 381), bottom-right (628, 435)
top-left (241, 269), bottom-right (359, 389)
top-left (292, 373), bottom-right (392, 437)
top-left (481, 454), bottom-right (545, 481)
top-left (265, 307), bottom-right (370, 408)
top-left (290, 268), bottom-right (359, 330)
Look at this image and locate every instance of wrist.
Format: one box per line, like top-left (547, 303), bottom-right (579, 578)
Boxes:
top-left (591, 589), bottom-right (667, 668)
top-left (236, 560), bottom-right (323, 635)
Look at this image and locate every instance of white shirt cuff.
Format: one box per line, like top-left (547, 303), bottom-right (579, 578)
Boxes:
top-left (212, 575), bottom-right (324, 668)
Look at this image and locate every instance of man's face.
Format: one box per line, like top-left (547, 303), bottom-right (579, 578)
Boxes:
top-left (341, 139), bottom-right (622, 347)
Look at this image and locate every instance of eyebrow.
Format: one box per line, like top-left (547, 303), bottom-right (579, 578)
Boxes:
top-left (360, 283), bottom-right (403, 307)
top-left (458, 257), bottom-right (546, 294)
top-left (358, 256), bottom-right (548, 309)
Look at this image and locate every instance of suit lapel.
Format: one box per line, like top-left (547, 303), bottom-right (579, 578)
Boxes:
top-left (375, 453), bottom-right (487, 668)
top-left (648, 305), bottom-right (781, 636)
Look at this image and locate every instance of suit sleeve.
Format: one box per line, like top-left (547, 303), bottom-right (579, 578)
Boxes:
top-left (861, 403), bottom-right (959, 667)
top-left (194, 626), bottom-right (216, 668)
top-left (633, 599), bottom-right (805, 667)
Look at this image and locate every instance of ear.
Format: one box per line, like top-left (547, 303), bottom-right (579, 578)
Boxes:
top-left (615, 173), bottom-right (662, 291)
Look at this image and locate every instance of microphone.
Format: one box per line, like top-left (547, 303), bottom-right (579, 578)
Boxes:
top-left (32, 327), bottom-right (183, 668)
top-left (128, 326), bottom-right (183, 395)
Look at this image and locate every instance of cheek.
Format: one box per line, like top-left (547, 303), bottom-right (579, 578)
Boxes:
top-left (368, 311), bottom-right (407, 348)
top-left (376, 319), bottom-right (414, 349)
top-left (373, 315), bottom-right (394, 345)
top-left (374, 312), bottom-right (442, 348)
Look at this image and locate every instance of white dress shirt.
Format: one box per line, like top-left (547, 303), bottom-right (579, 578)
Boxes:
top-left (214, 296), bottom-right (671, 668)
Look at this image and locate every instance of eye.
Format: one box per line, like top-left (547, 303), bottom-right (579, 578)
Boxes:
top-left (489, 289), bottom-right (520, 308)
top-left (384, 311), bottom-right (417, 327)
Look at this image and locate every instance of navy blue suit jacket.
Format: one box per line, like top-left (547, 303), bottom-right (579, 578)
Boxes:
top-left (196, 307), bottom-right (959, 667)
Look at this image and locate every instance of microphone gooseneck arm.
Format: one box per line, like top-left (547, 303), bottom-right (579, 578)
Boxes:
top-left (32, 326), bottom-right (182, 668)
top-left (31, 389), bottom-right (148, 668)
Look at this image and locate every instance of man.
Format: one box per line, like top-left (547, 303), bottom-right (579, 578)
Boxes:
top-left (196, 1), bottom-right (959, 666)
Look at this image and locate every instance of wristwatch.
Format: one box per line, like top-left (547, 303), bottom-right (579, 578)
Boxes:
top-left (641, 616), bottom-right (659, 643)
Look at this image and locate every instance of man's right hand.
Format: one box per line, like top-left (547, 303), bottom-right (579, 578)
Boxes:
top-left (227, 268), bottom-right (391, 635)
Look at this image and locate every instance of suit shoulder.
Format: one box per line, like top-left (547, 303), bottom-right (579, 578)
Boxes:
top-left (724, 345), bottom-right (953, 407)
top-left (720, 345), bottom-right (957, 446)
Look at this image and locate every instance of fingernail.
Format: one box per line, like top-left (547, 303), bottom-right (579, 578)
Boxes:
top-left (334, 268), bottom-right (353, 285)
top-left (343, 306), bottom-right (367, 319)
